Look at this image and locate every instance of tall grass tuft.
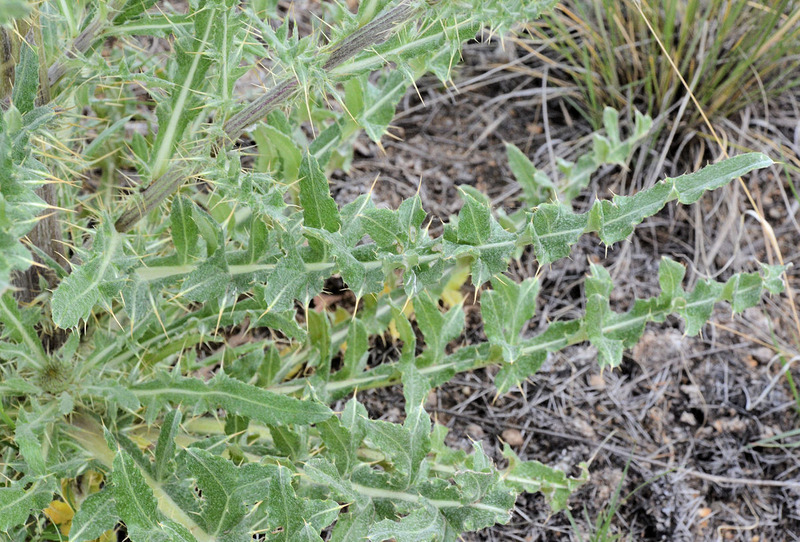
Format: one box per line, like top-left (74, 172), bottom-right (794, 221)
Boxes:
top-left (528, 0), bottom-right (800, 131)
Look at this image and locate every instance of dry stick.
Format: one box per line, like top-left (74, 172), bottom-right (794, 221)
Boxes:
top-left (114, 0), bottom-right (418, 233)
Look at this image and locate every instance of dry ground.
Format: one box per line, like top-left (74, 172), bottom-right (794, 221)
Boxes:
top-left (328, 38), bottom-right (800, 541)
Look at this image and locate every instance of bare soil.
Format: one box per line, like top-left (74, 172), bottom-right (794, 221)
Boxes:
top-left (330, 38), bottom-right (800, 541)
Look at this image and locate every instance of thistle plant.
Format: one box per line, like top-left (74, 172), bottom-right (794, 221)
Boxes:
top-left (0, 1), bottom-right (785, 540)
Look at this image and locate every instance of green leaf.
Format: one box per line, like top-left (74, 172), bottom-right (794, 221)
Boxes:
top-left (154, 409), bottom-right (182, 481)
top-left (658, 257), bottom-right (686, 299)
top-left (362, 207), bottom-right (400, 249)
top-left (181, 253), bottom-right (230, 302)
top-left (0, 482), bottom-right (53, 531)
top-left (303, 457), bottom-right (359, 502)
top-left (502, 445), bottom-right (587, 513)
top-left (252, 123), bottom-right (302, 181)
top-left (317, 415), bottom-right (356, 476)
top-left (171, 196), bottom-right (199, 265)
top-left (506, 143), bottom-right (555, 206)
top-left (681, 279), bottom-right (723, 336)
top-left (0, 0), bottom-right (31, 24)
top-left (247, 217), bottom-right (269, 264)
top-left (0, 292), bottom-right (47, 369)
top-left (529, 203), bottom-right (588, 265)
top-left (182, 448), bottom-right (246, 537)
top-left (397, 193), bottom-right (427, 242)
top-left (494, 352), bottom-right (547, 395)
top-left (262, 242), bottom-right (325, 312)
top-left (390, 305), bottom-right (416, 365)
top-left (111, 450), bottom-right (197, 542)
top-left (68, 488), bottom-right (119, 542)
top-left (51, 229), bottom-right (121, 329)
top-left (368, 502), bottom-right (445, 542)
top-left (263, 465), bottom-right (337, 542)
top-left (150, 7), bottom-right (217, 177)
top-left (15, 416), bottom-right (45, 475)
top-left (269, 423), bottom-right (308, 460)
top-left (306, 311), bottom-right (332, 380)
top-left (11, 39), bottom-right (38, 116)
top-left (414, 291), bottom-right (463, 364)
top-left (111, 450), bottom-right (160, 527)
top-left (299, 153), bottom-right (341, 232)
top-left (758, 263), bottom-right (787, 295)
top-left (132, 373), bottom-right (332, 426)
top-left (330, 501), bottom-right (374, 542)
top-left (590, 180), bottom-right (673, 245)
top-left (357, 71), bottom-right (410, 142)
top-left (340, 317), bottom-right (369, 380)
top-left (401, 365), bottom-right (431, 484)
top-left (481, 275), bottom-right (540, 363)
top-left (674, 153), bottom-right (773, 204)
top-left (318, 398), bottom-right (367, 475)
top-left (363, 419), bottom-right (415, 487)
top-left (456, 186), bottom-right (491, 246)
top-left (723, 272), bottom-right (764, 315)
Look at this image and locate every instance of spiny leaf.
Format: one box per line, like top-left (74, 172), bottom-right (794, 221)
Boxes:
top-left (0, 292), bottom-right (47, 369)
top-left (368, 502), bottom-right (445, 542)
top-left (502, 445), bottom-right (587, 513)
top-left (171, 196), bottom-right (199, 265)
top-left (181, 448), bottom-right (247, 536)
top-left (11, 38), bottom-right (39, 116)
top-left (530, 152), bottom-right (772, 264)
top-left (51, 228), bottom-right (121, 329)
top-left (111, 450), bottom-right (197, 542)
top-left (154, 409), bottom-right (182, 481)
top-left (132, 373), bottom-right (332, 426)
top-left (456, 186), bottom-right (492, 246)
top-left (68, 488), bottom-right (119, 542)
top-left (0, 481), bottom-right (53, 531)
top-left (299, 153), bottom-right (341, 232)
top-left (150, 6), bottom-right (218, 177)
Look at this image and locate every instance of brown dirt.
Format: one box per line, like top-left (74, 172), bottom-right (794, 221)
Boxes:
top-left (331, 37), bottom-right (800, 541)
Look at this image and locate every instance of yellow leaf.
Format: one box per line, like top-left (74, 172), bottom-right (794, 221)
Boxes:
top-left (44, 500), bottom-right (74, 535)
top-left (441, 265), bottom-right (470, 308)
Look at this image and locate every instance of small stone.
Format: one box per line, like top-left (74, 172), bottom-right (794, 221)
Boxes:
top-left (386, 407), bottom-right (401, 422)
top-left (680, 385), bottom-right (701, 397)
top-left (501, 428), bottom-right (524, 447)
top-left (680, 412), bottom-right (697, 426)
top-left (573, 418), bottom-right (596, 439)
top-left (751, 347), bottom-right (774, 363)
top-left (465, 424), bottom-right (485, 440)
top-left (589, 373), bottom-right (605, 389)
top-left (426, 390), bottom-right (438, 408)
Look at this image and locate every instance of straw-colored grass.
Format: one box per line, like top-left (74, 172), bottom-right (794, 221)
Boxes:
top-left (526, 0), bottom-right (800, 131)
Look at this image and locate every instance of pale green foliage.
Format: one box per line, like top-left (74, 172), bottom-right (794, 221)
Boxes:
top-left (507, 107), bottom-right (653, 206)
top-left (0, 0), bottom-right (784, 540)
top-left (0, 0), bottom-right (32, 24)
